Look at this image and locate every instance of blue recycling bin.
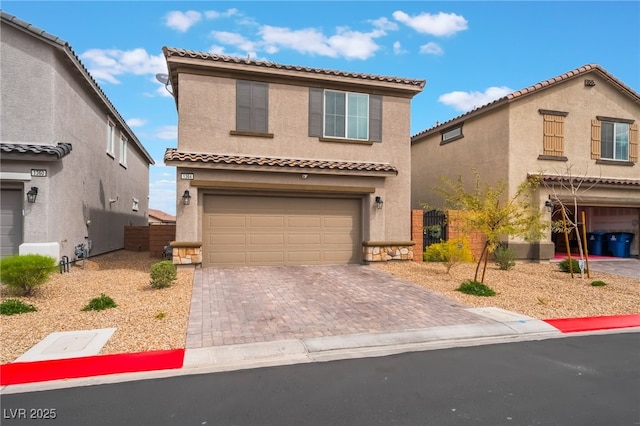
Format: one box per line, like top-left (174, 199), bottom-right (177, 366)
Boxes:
top-left (606, 232), bottom-right (635, 258)
top-left (586, 231), bottom-right (607, 256)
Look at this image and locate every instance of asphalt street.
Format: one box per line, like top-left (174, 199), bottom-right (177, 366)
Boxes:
top-left (2, 332), bottom-right (639, 426)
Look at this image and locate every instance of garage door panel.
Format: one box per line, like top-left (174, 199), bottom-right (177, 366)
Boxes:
top-left (250, 234), bottom-right (285, 246)
top-left (209, 215), bottom-right (246, 228)
top-left (287, 216), bottom-right (322, 228)
top-left (203, 195), bottom-right (360, 266)
top-left (250, 216), bottom-right (285, 228)
top-left (287, 234), bottom-right (322, 245)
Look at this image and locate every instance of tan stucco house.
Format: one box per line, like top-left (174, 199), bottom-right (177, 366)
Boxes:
top-left (161, 47), bottom-right (425, 266)
top-left (0, 11), bottom-right (154, 260)
top-left (412, 64), bottom-right (639, 260)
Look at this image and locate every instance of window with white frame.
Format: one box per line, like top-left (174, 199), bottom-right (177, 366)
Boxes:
top-left (440, 125), bottom-right (463, 144)
top-left (119, 134), bottom-right (128, 166)
top-left (601, 120), bottom-right (629, 161)
top-left (324, 91), bottom-right (369, 140)
top-left (106, 119), bottom-right (115, 156)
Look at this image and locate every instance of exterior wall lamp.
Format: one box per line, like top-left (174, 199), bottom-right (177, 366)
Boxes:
top-left (26, 187), bottom-right (38, 203)
top-left (182, 189), bottom-right (192, 205)
top-left (375, 196), bottom-right (384, 209)
top-left (544, 199), bottom-right (554, 212)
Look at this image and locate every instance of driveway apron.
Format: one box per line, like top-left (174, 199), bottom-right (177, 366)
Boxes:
top-left (186, 265), bottom-right (495, 348)
top-left (588, 259), bottom-right (640, 280)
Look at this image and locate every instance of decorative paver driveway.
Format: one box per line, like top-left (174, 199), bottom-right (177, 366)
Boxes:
top-left (588, 259), bottom-right (640, 280)
top-left (186, 265), bottom-right (494, 348)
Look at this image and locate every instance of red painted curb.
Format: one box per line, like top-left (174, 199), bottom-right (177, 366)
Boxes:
top-left (0, 349), bottom-right (185, 386)
top-left (544, 314), bottom-right (640, 333)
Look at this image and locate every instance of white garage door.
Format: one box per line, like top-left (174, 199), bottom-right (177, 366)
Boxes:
top-left (1, 189), bottom-right (23, 257)
top-left (203, 195), bottom-right (361, 266)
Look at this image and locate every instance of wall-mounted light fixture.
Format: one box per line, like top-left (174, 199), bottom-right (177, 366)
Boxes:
top-left (26, 187), bottom-right (38, 203)
top-left (544, 199), bottom-right (554, 213)
top-left (375, 196), bottom-right (384, 209)
top-left (182, 189), bottom-right (192, 205)
top-left (301, 174), bottom-right (309, 179)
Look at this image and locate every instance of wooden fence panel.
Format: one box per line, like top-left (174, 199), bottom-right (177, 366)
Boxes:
top-left (149, 224), bottom-right (176, 258)
top-left (124, 226), bottom-right (149, 252)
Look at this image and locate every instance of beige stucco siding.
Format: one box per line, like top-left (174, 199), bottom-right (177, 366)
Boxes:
top-left (1, 23), bottom-right (150, 258)
top-left (411, 106), bottom-right (510, 210)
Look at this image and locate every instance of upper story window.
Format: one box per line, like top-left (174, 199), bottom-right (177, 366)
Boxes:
top-left (119, 134), bottom-right (128, 167)
top-left (324, 91), bottom-right (369, 140)
top-left (236, 80), bottom-right (268, 134)
top-left (309, 88), bottom-right (382, 143)
top-left (591, 116), bottom-right (637, 163)
top-left (440, 125), bottom-right (463, 144)
top-left (106, 119), bottom-right (115, 157)
top-left (539, 109), bottom-right (568, 159)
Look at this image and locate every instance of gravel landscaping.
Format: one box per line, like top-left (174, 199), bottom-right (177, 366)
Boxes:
top-left (1, 250), bottom-right (637, 364)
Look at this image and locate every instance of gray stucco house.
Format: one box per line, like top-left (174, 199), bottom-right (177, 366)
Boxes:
top-left (0, 11), bottom-right (154, 260)
top-left (161, 47), bottom-right (424, 266)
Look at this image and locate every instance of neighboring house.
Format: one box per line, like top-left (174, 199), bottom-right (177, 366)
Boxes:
top-left (148, 209), bottom-right (176, 225)
top-left (412, 64), bottom-right (639, 260)
top-left (162, 47), bottom-right (425, 266)
top-left (0, 11), bottom-right (154, 260)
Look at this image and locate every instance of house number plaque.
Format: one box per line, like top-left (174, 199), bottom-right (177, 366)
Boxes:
top-left (180, 173), bottom-right (194, 180)
top-left (31, 169), bottom-right (47, 177)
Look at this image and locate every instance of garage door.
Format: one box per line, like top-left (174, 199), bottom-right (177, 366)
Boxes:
top-left (203, 195), bottom-right (361, 266)
top-left (1, 189), bottom-right (23, 257)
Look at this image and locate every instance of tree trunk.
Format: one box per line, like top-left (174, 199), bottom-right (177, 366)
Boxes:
top-left (474, 241), bottom-right (489, 282)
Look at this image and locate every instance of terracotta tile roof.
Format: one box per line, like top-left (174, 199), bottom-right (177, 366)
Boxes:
top-left (531, 173), bottom-right (640, 187)
top-left (162, 46), bottom-right (426, 89)
top-left (164, 148), bottom-right (398, 175)
top-left (0, 142), bottom-right (73, 159)
top-left (148, 209), bottom-right (176, 223)
top-left (1, 11), bottom-right (154, 165)
top-left (412, 64), bottom-right (640, 141)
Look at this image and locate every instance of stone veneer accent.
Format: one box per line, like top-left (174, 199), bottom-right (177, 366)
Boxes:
top-left (363, 241), bottom-right (415, 262)
top-left (170, 241), bottom-right (202, 265)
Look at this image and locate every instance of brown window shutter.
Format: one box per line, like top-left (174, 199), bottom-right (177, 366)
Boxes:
top-left (542, 114), bottom-right (564, 156)
top-left (369, 95), bottom-right (382, 142)
top-left (630, 123), bottom-right (638, 162)
top-left (308, 88), bottom-right (324, 137)
top-left (591, 119), bottom-right (601, 159)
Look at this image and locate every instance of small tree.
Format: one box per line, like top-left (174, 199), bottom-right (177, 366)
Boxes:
top-left (434, 170), bottom-right (548, 283)
top-left (0, 254), bottom-right (57, 296)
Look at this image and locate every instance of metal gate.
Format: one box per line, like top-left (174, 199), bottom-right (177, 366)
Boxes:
top-left (423, 210), bottom-right (447, 248)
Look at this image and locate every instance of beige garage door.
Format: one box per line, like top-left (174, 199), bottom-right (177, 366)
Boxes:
top-left (203, 195), bottom-right (361, 266)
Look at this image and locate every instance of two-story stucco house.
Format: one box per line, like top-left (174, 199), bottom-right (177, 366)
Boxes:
top-left (0, 11), bottom-right (154, 260)
top-left (412, 64), bottom-right (639, 260)
top-left (161, 47), bottom-right (425, 266)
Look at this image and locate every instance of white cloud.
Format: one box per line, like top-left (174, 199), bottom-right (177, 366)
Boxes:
top-left (370, 17), bottom-right (398, 32)
top-left (165, 10), bottom-right (201, 32)
top-left (205, 8), bottom-right (238, 19)
top-left (393, 41), bottom-right (406, 55)
top-left (126, 118), bottom-right (147, 127)
top-left (155, 125), bottom-right (177, 140)
top-left (211, 31), bottom-right (257, 52)
top-left (438, 86), bottom-right (514, 112)
top-left (420, 42), bottom-right (443, 55)
top-left (393, 11), bottom-right (468, 36)
top-left (80, 48), bottom-right (166, 84)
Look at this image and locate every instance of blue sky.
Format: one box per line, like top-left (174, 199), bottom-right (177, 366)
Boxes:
top-left (3, 1), bottom-right (638, 215)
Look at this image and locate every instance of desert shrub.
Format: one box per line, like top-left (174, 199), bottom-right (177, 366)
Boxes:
top-left (558, 259), bottom-right (587, 273)
top-left (82, 293), bottom-right (117, 311)
top-left (150, 260), bottom-right (177, 289)
top-left (0, 299), bottom-right (37, 316)
top-left (456, 280), bottom-right (496, 297)
top-left (591, 280), bottom-right (606, 287)
top-left (493, 244), bottom-right (516, 270)
top-left (0, 254), bottom-right (57, 296)
top-left (423, 237), bottom-right (474, 273)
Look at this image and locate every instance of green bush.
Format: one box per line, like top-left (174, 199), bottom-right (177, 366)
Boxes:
top-left (82, 293), bottom-right (117, 311)
top-left (0, 254), bottom-right (57, 296)
top-left (0, 299), bottom-right (37, 316)
top-left (456, 280), bottom-right (496, 297)
top-left (150, 260), bottom-right (177, 289)
top-left (424, 237), bottom-right (474, 273)
top-left (493, 244), bottom-right (516, 270)
top-left (558, 259), bottom-right (587, 273)
top-left (591, 280), bottom-right (606, 287)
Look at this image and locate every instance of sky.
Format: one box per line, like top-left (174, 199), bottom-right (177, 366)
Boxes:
top-left (2, 1), bottom-right (639, 216)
